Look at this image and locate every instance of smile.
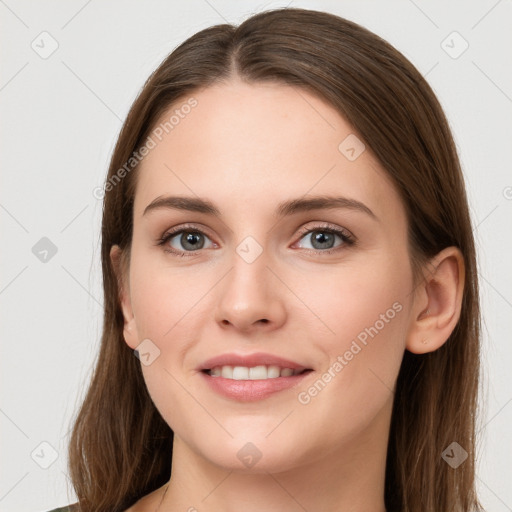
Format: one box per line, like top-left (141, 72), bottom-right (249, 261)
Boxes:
top-left (204, 365), bottom-right (308, 380)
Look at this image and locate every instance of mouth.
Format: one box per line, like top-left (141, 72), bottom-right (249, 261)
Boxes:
top-left (198, 354), bottom-right (314, 401)
top-left (202, 365), bottom-right (313, 380)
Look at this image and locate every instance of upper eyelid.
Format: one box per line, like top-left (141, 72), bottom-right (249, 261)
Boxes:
top-left (162, 223), bottom-right (215, 238)
top-left (295, 222), bottom-right (352, 238)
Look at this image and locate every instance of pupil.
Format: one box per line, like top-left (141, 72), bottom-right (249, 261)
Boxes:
top-left (312, 231), bottom-right (334, 249)
top-left (182, 232), bottom-right (204, 250)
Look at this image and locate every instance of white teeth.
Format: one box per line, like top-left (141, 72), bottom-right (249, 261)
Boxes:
top-left (232, 366), bottom-right (249, 380)
top-left (221, 366), bottom-right (233, 378)
top-left (249, 365), bottom-right (267, 380)
top-left (266, 365), bottom-right (281, 378)
top-left (208, 365), bottom-right (303, 380)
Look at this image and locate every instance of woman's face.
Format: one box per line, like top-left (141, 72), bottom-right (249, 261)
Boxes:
top-left (117, 80), bottom-right (417, 473)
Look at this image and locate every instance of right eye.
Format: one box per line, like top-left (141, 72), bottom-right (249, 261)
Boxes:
top-left (157, 226), bottom-right (216, 256)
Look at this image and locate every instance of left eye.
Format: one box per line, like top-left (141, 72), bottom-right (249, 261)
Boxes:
top-left (296, 229), bottom-right (348, 251)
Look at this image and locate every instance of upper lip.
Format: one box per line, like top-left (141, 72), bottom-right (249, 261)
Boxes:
top-left (198, 352), bottom-right (312, 372)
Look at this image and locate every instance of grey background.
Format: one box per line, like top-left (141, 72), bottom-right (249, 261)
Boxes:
top-left (1, 1), bottom-right (511, 511)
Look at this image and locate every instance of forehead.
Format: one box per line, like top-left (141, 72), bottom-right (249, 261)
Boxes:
top-left (134, 80), bottom-right (404, 224)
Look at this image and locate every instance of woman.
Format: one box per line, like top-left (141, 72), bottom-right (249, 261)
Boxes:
top-left (53, 7), bottom-right (483, 512)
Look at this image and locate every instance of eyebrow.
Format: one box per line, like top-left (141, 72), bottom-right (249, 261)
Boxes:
top-left (143, 194), bottom-right (377, 220)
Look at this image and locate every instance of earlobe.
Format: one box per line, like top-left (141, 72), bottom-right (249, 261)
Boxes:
top-left (110, 245), bottom-right (139, 349)
top-left (406, 247), bottom-right (465, 354)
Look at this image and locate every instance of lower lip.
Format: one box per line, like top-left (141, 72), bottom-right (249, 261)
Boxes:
top-left (200, 371), bottom-right (313, 402)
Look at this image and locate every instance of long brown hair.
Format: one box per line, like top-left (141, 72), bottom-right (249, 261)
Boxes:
top-left (68, 8), bottom-right (483, 511)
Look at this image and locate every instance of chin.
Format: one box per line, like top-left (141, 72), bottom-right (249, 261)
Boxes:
top-left (206, 446), bottom-right (304, 475)
top-left (200, 429), bottom-right (311, 473)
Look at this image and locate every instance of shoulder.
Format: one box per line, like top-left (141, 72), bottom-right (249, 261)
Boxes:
top-left (43, 489), bottom-right (165, 512)
top-left (44, 501), bottom-right (137, 512)
top-left (45, 505), bottom-right (79, 512)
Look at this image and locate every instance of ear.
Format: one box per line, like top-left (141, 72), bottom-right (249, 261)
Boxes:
top-left (406, 246), bottom-right (465, 354)
top-left (110, 245), bottom-right (139, 349)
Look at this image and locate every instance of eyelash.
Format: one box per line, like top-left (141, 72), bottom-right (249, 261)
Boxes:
top-left (156, 222), bottom-right (356, 257)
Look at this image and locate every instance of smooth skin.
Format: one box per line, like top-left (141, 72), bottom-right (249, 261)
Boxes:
top-left (111, 79), bottom-right (464, 512)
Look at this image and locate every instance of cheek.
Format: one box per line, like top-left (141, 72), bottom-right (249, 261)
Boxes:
top-left (301, 256), bottom-right (410, 348)
top-left (129, 255), bottom-right (207, 340)
top-left (294, 254), bottom-right (411, 407)
top-left (127, 254), bottom-right (217, 417)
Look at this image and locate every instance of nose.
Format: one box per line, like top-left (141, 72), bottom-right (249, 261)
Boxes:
top-left (214, 247), bottom-right (286, 334)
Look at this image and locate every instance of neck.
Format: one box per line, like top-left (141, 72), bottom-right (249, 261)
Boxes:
top-left (160, 399), bottom-right (391, 512)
